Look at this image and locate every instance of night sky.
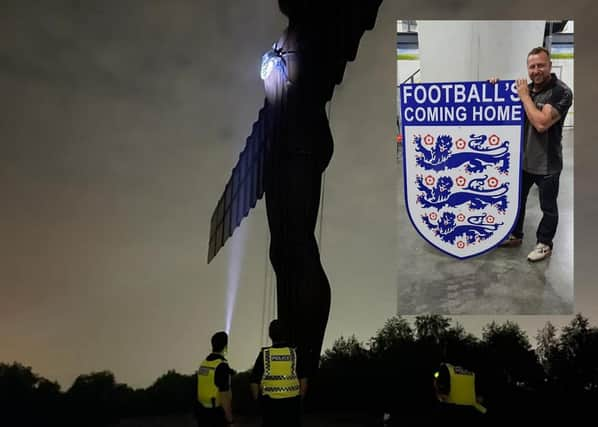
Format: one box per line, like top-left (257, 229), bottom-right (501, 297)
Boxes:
top-left (2, 0), bottom-right (597, 390)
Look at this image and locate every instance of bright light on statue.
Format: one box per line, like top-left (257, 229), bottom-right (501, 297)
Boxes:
top-left (260, 45), bottom-right (281, 80)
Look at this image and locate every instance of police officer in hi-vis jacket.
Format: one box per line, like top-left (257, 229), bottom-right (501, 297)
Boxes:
top-left (250, 320), bottom-right (307, 427)
top-left (196, 331), bottom-right (235, 426)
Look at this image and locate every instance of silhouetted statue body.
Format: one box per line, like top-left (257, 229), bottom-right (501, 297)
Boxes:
top-left (208, 0), bottom-right (381, 377)
top-left (264, 0), bottom-right (381, 375)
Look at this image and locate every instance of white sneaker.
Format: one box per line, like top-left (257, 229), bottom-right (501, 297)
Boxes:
top-left (527, 243), bottom-right (552, 262)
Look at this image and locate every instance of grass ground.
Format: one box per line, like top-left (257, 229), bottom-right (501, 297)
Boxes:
top-left (112, 411), bottom-right (383, 426)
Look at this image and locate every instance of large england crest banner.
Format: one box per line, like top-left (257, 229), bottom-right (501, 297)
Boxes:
top-left (400, 80), bottom-right (524, 259)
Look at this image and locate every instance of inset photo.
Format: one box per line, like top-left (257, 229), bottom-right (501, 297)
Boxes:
top-left (396, 20), bottom-right (574, 314)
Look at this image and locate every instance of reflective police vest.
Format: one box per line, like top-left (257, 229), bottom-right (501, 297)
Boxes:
top-left (197, 357), bottom-right (225, 408)
top-left (261, 347), bottom-right (300, 399)
top-left (438, 363), bottom-right (487, 414)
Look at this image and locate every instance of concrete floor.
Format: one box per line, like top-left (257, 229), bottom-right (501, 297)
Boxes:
top-left (397, 128), bottom-right (574, 315)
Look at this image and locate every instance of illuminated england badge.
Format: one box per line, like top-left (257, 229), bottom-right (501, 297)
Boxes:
top-left (399, 80), bottom-right (524, 259)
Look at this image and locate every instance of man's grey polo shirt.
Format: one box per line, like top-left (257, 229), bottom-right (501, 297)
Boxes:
top-left (523, 73), bottom-right (573, 175)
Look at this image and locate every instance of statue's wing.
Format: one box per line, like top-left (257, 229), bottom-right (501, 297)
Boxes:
top-left (319, 0), bottom-right (383, 95)
top-left (207, 103), bottom-right (269, 263)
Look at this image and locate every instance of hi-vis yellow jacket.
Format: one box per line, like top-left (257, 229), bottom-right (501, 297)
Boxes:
top-left (197, 357), bottom-right (225, 408)
top-left (439, 363), bottom-right (487, 414)
top-left (261, 347), bottom-right (300, 399)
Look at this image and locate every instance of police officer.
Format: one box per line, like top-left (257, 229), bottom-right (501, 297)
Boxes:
top-left (250, 320), bottom-right (307, 427)
top-left (196, 331), bottom-right (234, 426)
top-left (429, 363), bottom-right (487, 421)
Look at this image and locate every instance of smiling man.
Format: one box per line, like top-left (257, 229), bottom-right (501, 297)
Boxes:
top-left (497, 46), bottom-right (573, 262)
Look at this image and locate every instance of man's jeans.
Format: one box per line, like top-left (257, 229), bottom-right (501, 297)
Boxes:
top-left (512, 171), bottom-right (560, 248)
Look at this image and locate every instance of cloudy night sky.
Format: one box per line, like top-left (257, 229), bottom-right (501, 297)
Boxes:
top-left (2, 0), bottom-right (598, 390)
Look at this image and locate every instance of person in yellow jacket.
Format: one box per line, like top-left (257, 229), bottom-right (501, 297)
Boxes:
top-left (195, 331), bottom-right (235, 427)
top-left (429, 363), bottom-right (487, 421)
top-left (250, 320), bottom-right (307, 427)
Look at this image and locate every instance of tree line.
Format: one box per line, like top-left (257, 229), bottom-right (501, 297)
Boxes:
top-left (2, 314), bottom-right (597, 425)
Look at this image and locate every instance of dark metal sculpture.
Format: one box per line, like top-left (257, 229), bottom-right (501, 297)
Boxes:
top-left (208, 0), bottom-right (382, 375)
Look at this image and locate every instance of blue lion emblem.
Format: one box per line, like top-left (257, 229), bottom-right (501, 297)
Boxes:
top-left (422, 212), bottom-right (503, 244)
top-left (414, 134), bottom-right (510, 174)
top-left (416, 175), bottom-right (509, 212)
